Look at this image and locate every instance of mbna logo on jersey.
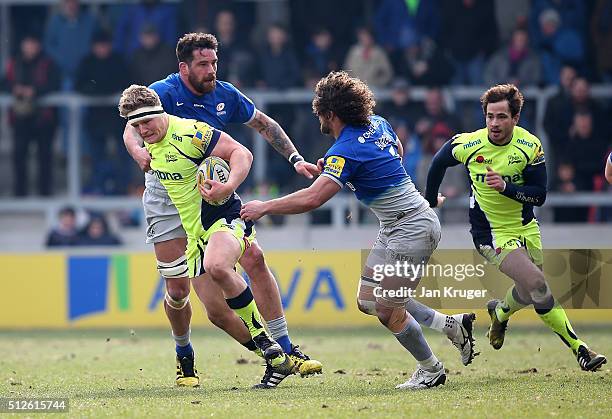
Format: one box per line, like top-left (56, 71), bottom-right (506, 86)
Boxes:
top-left (463, 139), bottom-right (482, 149)
top-left (152, 169), bottom-right (183, 180)
top-left (517, 138), bottom-right (534, 148)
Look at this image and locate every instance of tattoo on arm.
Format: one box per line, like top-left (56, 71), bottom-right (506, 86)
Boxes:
top-left (248, 111), bottom-right (297, 159)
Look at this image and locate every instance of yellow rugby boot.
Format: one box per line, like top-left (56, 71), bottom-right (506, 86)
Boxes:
top-left (176, 355), bottom-right (200, 387)
top-left (288, 345), bottom-right (323, 377)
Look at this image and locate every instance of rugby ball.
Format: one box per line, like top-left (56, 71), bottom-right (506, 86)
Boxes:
top-left (197, 156), bottom-right (231, 206)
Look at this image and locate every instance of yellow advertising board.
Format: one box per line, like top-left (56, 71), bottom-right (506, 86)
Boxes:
top-left (1, 250), bottom-right (610, 329)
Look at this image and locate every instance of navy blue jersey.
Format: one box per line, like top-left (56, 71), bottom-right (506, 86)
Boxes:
top-left (322, 115), bottom-right (429, 225)
top-left (149, 73), bottom-right (256, 129)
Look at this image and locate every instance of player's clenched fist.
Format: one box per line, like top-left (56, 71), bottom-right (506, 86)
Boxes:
top-left (241, 200), bottom-right (266, 221)
top-left (199, 179), bottom-right (232, 202)
top-left (316, 158), bottom-right (325, 172)
top-left (436, 193), bottom-right (446, 207)
top-left (134, 147), bottom-right (152, 172)
top-left (485, 165), bottom-right (506, 192)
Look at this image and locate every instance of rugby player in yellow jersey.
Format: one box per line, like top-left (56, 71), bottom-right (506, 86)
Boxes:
top-left (425, 84), bottom-right (606, 371)
top-left (118, 84), bottom-right (294, 388)
top-left (122, 33), bottom-right (321, 388)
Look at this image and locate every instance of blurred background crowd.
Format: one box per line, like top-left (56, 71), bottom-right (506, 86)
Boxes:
top-left (0, 0), bottom-right (611, 243)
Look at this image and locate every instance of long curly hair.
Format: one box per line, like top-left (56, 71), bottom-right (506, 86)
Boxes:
top-left (312, 71), bottom-right (375, 126)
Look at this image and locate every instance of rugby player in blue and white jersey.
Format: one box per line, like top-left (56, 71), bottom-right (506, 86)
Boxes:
top-left (241, 71), bottom-right (477, 390)
top-left (123, 33), bottom-right (321, 388)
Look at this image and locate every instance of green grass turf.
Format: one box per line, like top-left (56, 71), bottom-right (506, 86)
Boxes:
top-left (0, 326), bottom-right (610, 418)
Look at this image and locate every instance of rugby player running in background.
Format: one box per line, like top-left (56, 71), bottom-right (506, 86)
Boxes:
top-left (425, 84), bottom-right (606, 371)
top-left (242, 71), bottom-right (478, 390)
top-left (123, 33), bottom-right (321, 387)
top-left (119, 84), bottom-right (295, 388)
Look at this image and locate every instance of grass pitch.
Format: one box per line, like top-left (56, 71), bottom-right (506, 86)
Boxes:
top-left (1, 325), bottom-right (610, 418)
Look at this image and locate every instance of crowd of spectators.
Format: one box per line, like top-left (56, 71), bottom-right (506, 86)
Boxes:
top-left (0, 0), bottom-right (611, 224)
top-left (46, 206), bottom-right (121, 247)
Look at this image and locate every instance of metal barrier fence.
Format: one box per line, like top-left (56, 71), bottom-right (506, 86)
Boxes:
top-left (1, 85), bottom-right (611, 228)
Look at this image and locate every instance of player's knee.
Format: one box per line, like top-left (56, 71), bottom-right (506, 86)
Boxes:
top-left (375, 304), bottom-right (393, 327)
top-left (526, 271), bottom-right (547, 294)
top-left (166, 278), bottom-right (190, 301)
top-left (240, 244), bottom-right (266, 275)
top-left (356, 298), bottom-right (376, 316)
top-left (357, 276), bottom-right (378, 316)
top-left (204, 260), bottom-right (232, 281)
top-left (164, 281), bottom-right (190, 311)
top-left (530, 280), bottom-right (552, 305)
top-left (375, 303), bottom-right (407, 330)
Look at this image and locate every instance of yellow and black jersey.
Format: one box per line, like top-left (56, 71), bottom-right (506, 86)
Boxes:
top-left (145, 114), bottom-right (247, 238)
top-left (425, 126), bottom-right (547, 235)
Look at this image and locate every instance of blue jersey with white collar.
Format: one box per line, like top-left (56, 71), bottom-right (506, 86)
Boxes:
top-left (321, 115), bottom-right (429, 225)
top-left (145, 73), bottom-right (256, 196)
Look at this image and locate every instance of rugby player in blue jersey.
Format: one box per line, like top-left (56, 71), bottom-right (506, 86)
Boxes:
top-left (241, 71), bottom-right (477, 390)
top-left (123, 33), bottom-right (321, 388)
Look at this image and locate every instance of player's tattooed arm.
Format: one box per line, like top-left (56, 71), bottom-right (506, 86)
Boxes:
top-left (123, 122), bottom-right (151, 172)
top-left (247, 110), bottom-right (320, 179)
top-left (247, 110), bottom-right (296, 158)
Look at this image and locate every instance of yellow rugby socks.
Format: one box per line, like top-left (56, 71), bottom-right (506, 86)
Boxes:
top-left (225, 286), bottom-right (267, 339)
top-left (496, 286), bottom-right (527, 322)
top-left (536, 300), bottom-right (585, 352)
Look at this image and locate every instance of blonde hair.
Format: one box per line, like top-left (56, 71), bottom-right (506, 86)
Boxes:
top-left (118, 84), bottom-right (162, 118)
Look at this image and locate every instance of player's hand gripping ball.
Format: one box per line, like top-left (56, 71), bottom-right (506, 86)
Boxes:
top-left (197, 156), bottom-right (232, 205)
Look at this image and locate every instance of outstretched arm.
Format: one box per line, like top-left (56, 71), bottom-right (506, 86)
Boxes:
top-left (246, 110), bottom-right (320, 178)
top-left (425, 139), bottom-right (461, 207)
top-left (240, 176), bottom-right (341, 221)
